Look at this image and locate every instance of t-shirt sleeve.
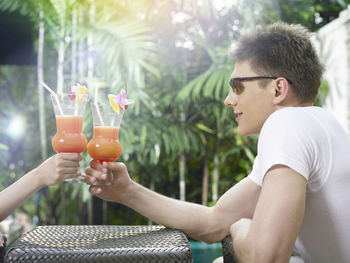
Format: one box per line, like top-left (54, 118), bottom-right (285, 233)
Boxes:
top-left (248, 109), bottom-right (316, 186)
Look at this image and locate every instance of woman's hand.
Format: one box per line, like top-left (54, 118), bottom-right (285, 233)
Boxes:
top-left (35, 153), bottom-right (82, 187)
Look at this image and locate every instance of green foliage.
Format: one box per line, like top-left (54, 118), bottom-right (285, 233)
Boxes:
top-left (0, 0), bottom-right (346, 226)
top-left (0, 66), bottom-right (43, 180)
top-left (177, 66), bottom-right (232, 102)
top-left (272, 0), bottom-right (350, 31)
top-left (89, 18), bottom-right (160, 82)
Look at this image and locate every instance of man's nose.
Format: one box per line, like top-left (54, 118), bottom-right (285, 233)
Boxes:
top-left (224, 90), bottom-right (237, 106)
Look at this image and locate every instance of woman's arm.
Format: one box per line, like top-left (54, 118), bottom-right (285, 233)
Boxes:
top-left (0, 153), bottom-right (81, 222)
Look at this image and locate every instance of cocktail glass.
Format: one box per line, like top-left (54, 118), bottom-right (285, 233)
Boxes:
top-left (50, 93), bottom-right (89, 182)
top-left (87, 101), bottom-right (124, 185)
top-left (51, 93), bottom-right (89, 153)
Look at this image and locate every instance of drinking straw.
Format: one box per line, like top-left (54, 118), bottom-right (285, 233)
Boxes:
top-left (40, 81), bottom-right (64, 115)
top-left (74, 83), bottom-right (81, 116)
top-left (74, 94), bottom-right (78, 116)
top-left (124, 82), bottom-right (128, 93)
top-left (95, 84), bottom-right (98, 102)
top-left (96, 103), bottom-right (105, 126)
top-left (119, 108), bottom-right (125, 124)
top-left (94, 86), bottom-right (104, 126)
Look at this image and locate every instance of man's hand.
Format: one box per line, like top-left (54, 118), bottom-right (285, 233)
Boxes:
top-left (84, 161), bottom-right (133, 203)
top-left (230, 218), bottom-right (252, 241)
top-left (230, 218), bottom-right (252, 262)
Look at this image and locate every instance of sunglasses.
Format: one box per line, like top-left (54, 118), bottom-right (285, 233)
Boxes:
top-left (229, 76), bottom-right (293, 95)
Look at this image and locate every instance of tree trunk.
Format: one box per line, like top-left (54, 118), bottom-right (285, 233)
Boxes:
top-left (37, 9), bottom-right (46, 161)
top-left (71, 8), bottom-right (77, 84)
top-left (148, 172), bottom-right (155, 225)
top-left (87, 0), bottom-right (96, 225)
top-left (179, 112), bottom-right (186, 201)
top-left (179, 154), bottom-right (186, 201)
top-left (212, 109), bottom-right (222, 203)
top-left (202, 158), bottom-right (208, 205)
top-left (212, 152), bottom-right (219, 202)
top-left (57, 27), bottom-right (65, 93)
top-left (87, 0), bottom-right (95, 79)
top-left (78, 9), bottom-right (84, 83)
top-left (35, 7), bottom-right (47, 225)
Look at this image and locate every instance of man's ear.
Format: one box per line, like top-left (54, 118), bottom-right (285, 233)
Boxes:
top-left (273, 78), bottom-right (290, 104)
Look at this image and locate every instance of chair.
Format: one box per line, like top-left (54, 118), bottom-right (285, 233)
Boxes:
top-left (221, 235), bottom-right (305, 263)
top-left (0, 234), bottom-right (7, 263)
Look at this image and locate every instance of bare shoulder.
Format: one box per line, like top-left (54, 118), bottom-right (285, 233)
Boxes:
top-left (262, 165), bottom-right (307, 190)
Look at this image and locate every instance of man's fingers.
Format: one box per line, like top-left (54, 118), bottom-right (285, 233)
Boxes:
top-left (90, 160), bottom-right (107, 173)
top-left (85, 167), bottom-right (107, 180)
top-left (103, 162), bottom-right (126, 172)
top-left (89, 186), bottom-right (102, 195)
top-left (80, 174), bottom-right (97, 184)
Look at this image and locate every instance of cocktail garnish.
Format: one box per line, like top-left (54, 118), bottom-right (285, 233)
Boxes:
top-left (76, 84), bottom-right (88, 105)
top-left (68, 85), bottom-right (78, 100)
top-left (68, 84), bottom-right (88, 103)
top-left (108, 94), bottom-right (120, 114)
top-left (108, 89), bottom-right (134, 114)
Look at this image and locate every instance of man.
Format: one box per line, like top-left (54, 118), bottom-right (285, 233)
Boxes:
top-left (84, 23), bottom-right (350, 263)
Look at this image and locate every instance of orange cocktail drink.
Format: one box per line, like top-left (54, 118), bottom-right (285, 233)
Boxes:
top-left (50, 91), bottom-right (89, 154)
top-left (87, 91), bottom-right (133, 186)
top-left (87, 126), bottom-right (122, 163)
top-left (52, 115), bottom-right (87, 153)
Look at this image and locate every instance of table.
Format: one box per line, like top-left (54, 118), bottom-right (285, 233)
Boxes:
top-left (5, 225), bottom-right (193, 263)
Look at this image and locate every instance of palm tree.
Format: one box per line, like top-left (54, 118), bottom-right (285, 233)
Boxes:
top-left (173, 0), bottom-right (262, 203)
top-left (0, 0), bottom-right (50, 162)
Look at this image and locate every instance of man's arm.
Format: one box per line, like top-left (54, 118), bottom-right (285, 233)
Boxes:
top-left (230, 165), bottom-right (306, 263)
top-left (87, 161), bottom-right (261, 243)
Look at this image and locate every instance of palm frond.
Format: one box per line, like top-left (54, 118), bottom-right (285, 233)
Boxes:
top-left (89, 18), bottom-right (160, 85)
top-left (177, 65), bottom-right (232, 102)
top-left (49, 0), bottom-right (67, 27)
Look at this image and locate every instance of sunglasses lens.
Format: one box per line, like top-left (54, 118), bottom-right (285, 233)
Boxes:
top-left (236, 82), bottom-right (244, 94)
top-left (230, 79), bottom-right (244, 94)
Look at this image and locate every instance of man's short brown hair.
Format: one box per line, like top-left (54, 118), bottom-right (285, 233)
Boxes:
top-left (230, 22), bottom-right (324, 103)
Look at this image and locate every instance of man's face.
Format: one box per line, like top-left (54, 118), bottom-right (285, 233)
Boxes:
top-left (224, 61), bottom-right (276, 136)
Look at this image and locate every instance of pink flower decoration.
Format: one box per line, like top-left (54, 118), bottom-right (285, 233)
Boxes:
top-left (68, 85), bottom-right (77, 100)
top-left (112, 89), bottom-right (134, 110)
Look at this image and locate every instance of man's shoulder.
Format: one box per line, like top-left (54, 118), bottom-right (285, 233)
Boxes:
top-left (262, 107), bottom-right (323, 134)
top-left (267, 106), bottom-right (325, 123)
top-left (258, 106), bottom-right (332, 149)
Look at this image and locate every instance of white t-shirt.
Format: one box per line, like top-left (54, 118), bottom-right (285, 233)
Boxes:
top-left (248, 106), bottom-right (350, 263)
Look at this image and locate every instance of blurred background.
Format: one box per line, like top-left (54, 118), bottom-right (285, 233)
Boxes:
top-left (0, 0), bottom-right (350, 261)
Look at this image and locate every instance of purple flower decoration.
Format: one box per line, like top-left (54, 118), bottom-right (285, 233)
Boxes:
top-left (108, 89), bottom-right (134, 114)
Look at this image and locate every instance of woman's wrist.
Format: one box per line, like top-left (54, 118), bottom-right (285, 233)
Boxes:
top-left (26, 168), bottom-right (46, 190)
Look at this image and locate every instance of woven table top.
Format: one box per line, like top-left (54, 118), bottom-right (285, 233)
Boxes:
top-left (5, 225), bottom-right (193, 263)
